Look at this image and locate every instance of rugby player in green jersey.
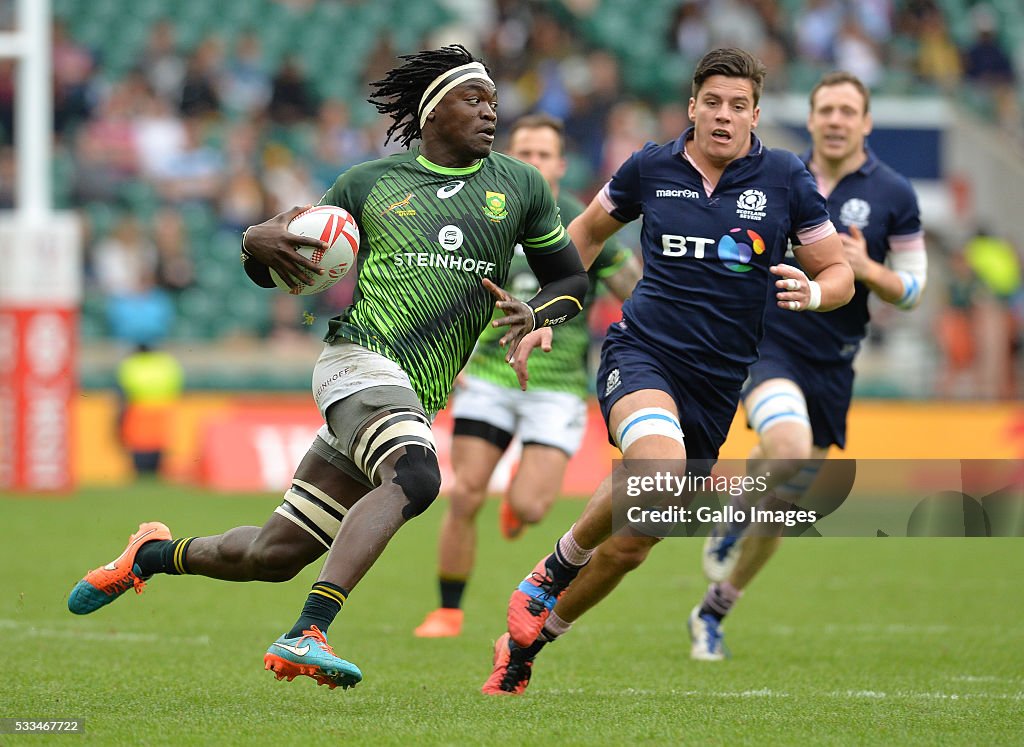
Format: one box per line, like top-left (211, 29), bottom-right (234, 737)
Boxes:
top-left (414, 114), bottom-right (641, 638)
top-left (67, 45), bottom-right (588, 690)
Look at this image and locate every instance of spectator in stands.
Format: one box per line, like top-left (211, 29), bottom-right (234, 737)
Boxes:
top-left (218, 166), bottom-right (268, 234)
top-left (853, 0), bottom-right (893, 45)
top-left (152, 208), bottom-right (195, 293)
top-left (655, 101), bottom-right (690, 143)
top-left (92, 214), bottom-right (159, 297)
top-left (52, 19), bottom-right (96, 135)
top-left (134, 91), bottom-right (187, 179)
top-left (707, 0), bottom-right (766, 54)
top-left (72, 79), bottom-right (141, 202)
top-left (179, 36), bottom-right (225, 120)
top-left (599, 101), bottom-right (655, 183)
top-left (105, 266), bottom-right (176, 347)
top-left (151, 116), bottom-right (224, 206)
top-left (750, 0), bottom-right (796, 92)
top-left (221, 31), bottom-right (272, 118)
top-left (565, 50), bottom-right (623, 180)
top-left (914, 7), bottom-right (962, 91)
top-left (962, 4), bottom-right (1020, 137)
top-left (140, 20), bottom-right (186, 107)
top-left (222, 120), bottom-right (263, 173)
top-left (268, 54), bottom-right (319, 126)
top-left (259, 142), bottom-right (319, 215)
top-left (529, 13), bottom-right (575, 121)
top-left (795, 0), bottom-right (843, 64)
top-left (310, 99), bottom-right (373, 185)
top-left (834, 14), bottom-right (884, 89)
top-left (670, 1), bottom-right (710, 64)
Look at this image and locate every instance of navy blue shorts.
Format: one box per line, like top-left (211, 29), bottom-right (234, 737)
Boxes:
top-left (595, 325), bottom-right (741, 463)
top-left (743, 336), bottom-right (855, 449)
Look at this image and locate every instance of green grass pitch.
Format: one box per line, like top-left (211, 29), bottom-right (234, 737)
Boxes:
top-left (4, 484), bottom-right (1023, 745)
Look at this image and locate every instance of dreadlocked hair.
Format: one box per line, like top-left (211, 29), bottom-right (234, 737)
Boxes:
top-left (367, 44), bottom-right (487, 149)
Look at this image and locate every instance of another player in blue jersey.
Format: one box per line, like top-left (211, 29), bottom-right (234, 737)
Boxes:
top-left (414, 114), bottom-right (641, 639)
top-left (482, 48), bottom-right (855, 695)
top-left (688, 71), bottom-right (927, 660)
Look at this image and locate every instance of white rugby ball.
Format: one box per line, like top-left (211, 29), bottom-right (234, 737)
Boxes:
top-left (271, 205), bottom-right (359, 295)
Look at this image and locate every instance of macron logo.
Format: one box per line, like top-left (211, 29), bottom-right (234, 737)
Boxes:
top-left (656, 188), bottom-right (700, 199)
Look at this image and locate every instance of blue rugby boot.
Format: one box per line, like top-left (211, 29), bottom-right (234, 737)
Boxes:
top-left (264, 625), bottom-right (362, 689)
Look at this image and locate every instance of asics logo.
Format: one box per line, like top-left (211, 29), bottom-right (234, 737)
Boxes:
top-left (273, 642), bottom-right (311, 656)
top-left (437, 181), bottom-right (465, 198)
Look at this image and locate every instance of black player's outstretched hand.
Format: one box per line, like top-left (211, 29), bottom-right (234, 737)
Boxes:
top-left (243, 205), bottom-right (326, 290)
top-left (482, 278), bottom-right (536, 363)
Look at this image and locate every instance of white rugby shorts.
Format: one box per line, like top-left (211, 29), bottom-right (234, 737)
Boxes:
top-left (451, 374), bottom-right (587, 456)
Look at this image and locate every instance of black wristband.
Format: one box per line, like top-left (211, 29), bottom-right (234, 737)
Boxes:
top-left (526, 269), bottom-right (588, 328)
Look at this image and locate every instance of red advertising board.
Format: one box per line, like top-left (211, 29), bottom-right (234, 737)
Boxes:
top-left (0, 307), bottom-right (77, 490)
top-left (0, 213), bottom-right (82, 492)
top-left (195, 402), bottom-right (619, 494)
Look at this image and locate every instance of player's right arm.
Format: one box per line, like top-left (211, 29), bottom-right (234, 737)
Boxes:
top-left (510, 239), bottom-right (639, 390)
top-left (841, 225), bottom-right (927, 308)
top-left (568, 197), bottom-right (627, 270)
top-left (241, 205), bottom-right (327, 290)
top-left (601, 251), bottom-right (641, 301)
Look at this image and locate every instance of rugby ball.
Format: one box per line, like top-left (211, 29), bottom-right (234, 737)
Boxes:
top-left (270, 205), bottom-right (359, 295)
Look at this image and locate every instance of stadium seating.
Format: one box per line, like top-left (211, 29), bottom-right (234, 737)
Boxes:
top-left (57, 0), bottom-right (453, 348)
top-left (54, 0), bottom-right (1023, 374)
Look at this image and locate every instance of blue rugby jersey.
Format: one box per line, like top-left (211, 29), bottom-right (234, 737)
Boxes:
top-left (765, 147), bottom-right (923, 363)
top-left (602, 129), bottom-right (832, 389)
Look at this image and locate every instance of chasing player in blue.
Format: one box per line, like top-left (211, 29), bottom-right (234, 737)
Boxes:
top-left (482, 48), bottom-right (856, 695)
top-left (689, 71), bottom-right (927, 660)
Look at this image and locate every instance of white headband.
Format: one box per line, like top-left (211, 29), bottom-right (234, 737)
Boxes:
top-left (417, 62), bottom-right (494, 129)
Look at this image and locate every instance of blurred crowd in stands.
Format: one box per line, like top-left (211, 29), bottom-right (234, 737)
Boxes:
top-left (0, 0), bottom-right (1021, 398)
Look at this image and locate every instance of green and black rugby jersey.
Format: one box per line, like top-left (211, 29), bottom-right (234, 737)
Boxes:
top-left (320, 147), bottom-right (569, 413)
top-left (465, 192), bottom-right (631, 398)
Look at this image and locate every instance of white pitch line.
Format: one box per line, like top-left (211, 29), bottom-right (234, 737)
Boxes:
top-left (0, 619), bottom-right (209, 645)
top-left (544, 688), bottom-right (1023, 701)
top-left (544, 688), bottom-right (791, 698)
top-left (832, 690), bottom-right (1024, 701)
top-left (765, 623), bottom-right (1024, 636)
top-left (822, 623), bottom-right (952, 635)
top-left (842, 690), bottom-right (886, 698)
top-left (948, 674), bottom-right (1020, 683)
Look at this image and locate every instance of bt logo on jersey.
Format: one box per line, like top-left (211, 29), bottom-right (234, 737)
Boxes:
top-left (661, 235), bottom-right (716, 258)
top-left (660, 228), bottom-right (765, 272)
top-left (719, 228), bottom-right (765, 273)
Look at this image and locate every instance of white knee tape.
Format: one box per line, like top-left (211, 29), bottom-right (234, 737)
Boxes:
top-left (746, 384), bottom-right (809, 435)
top-left (776, 463), bottom-right (822, 500)
top-left (352, 409), bottom-right (436, 482)
top-left (614, 407), bottom-right (684, 453)
top-left (275, 479), bottom-right (349, 549)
